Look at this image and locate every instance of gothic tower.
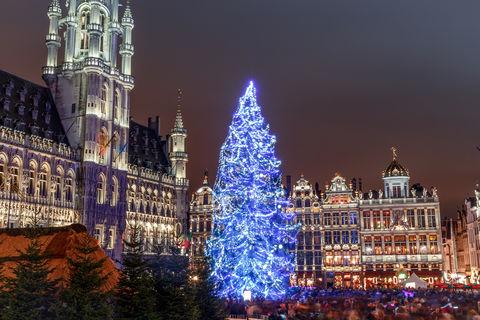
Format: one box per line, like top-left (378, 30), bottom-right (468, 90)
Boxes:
top-left (42, 0), bottom-right (135, 260)
top-left (170, 90), bottom-right (188, 230)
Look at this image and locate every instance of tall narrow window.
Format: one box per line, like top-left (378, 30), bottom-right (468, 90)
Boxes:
top-left (110, 176), bottom-right (118, 206)
top-left (97, 174), bottom-right (105, 204)
top-left (39, 169), bottom-right (47, 198)
top-left (101, 85), bottom-right (107, 114)
top-left (65, 177), bottom-right (73, 202)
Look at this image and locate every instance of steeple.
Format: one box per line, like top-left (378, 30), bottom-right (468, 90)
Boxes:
top-left (173, 89), bottom-right (186, 133)
top-left (170, 89), bottom-right (188, 180)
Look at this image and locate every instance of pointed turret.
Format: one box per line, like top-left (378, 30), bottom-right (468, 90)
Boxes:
top-left (170, 89), bottom-right (188, 180)
top-left (120, 0), bottom-right (135, 76)
top-left (43, 0), bottom-right (62, 79)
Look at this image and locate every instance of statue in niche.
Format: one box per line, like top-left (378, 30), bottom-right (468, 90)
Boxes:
top-left (391, 210), bottom-right (408, 230)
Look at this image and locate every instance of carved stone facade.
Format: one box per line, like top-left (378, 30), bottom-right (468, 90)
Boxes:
top-left (0, 0), bottom-right (189, 261)
top-left (287, 153), bottom-right (443, 288)
top-left (189, 172), bottom-right (213, 258)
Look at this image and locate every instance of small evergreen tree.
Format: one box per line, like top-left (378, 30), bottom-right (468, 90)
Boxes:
top-left (1, 223), bottom-right (59, 320)
top-left (56, 235), bottom-right (113, 320)
top-left (115, 223), bottom-right (159, 320)
top-left (152, 241), bottom-right (194, 320)
top-left (189, 257), bottom-right (226, 320)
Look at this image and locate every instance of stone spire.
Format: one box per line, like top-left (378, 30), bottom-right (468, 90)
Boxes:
top-left (173, 89), bottom-right (186, 133)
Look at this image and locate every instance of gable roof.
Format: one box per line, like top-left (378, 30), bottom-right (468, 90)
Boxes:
top-left (129, 120), bottom-right (170, 172)
top-left (0, 69), bottom-right (68, 145)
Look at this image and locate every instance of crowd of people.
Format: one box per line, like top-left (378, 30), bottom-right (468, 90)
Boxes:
top-left (225, 288), bottom-right (480, 320)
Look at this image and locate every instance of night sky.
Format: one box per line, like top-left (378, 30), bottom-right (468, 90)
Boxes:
top-left (1, 0), bottom-right (480, 217)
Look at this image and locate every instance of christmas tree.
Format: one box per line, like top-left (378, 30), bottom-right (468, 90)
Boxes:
top-left (207, 81), bottom-right (298, 300)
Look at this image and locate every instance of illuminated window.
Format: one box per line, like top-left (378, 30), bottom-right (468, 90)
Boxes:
top-left (373, 211), bottom-right (381, 229)
top-left (332, 213), bottom-right (340, 225)
top-left (341, 212), bottom-right (349, 225)
top-left (382, 211), bottom-right (390, 229)
top-left (305, 198), bottom-right (311, 207)
top-left (384, 236), bottom-right (393, 254)
top-left (96, 174), bottom-right (105, 204)
top-left (418, 210), bottom-right (426, 228)
top-left (429, 235), bottom-right (438, 253)
top-left (363, 211), bottom-right (371, 229)
top-left (350, 212), bottom-right (358, 225)
top-left (107, 228), bottom-right (115, 249)
top-left (342, 231), bottom-right (349, 244)
top-left (324, 231), bottom-right (332, 245)
top-left (409, 236), bottom-right (417, 254)
top-left (314, 231), bottom-right (321, 246)
top-left (333, 231), bottom-right (341, 244)
top-left (395, 236), bottom-right (406, 254)
top-left (374, 236), bottom-right (382, 255)
top-left (38, 169), bottom-right (47, 198)
top-left (323, 213), bottom-right (331, 226)
top-left (427, 209), bottom-right (436, 228)
top-left (392, 185), bottom-right (402, 198)
top-left (351, 231), bottom-right (358, 244)
top-left (295, 198), bottom-right (302, 208)
top-left (407, 209), bottom-right (415, 227)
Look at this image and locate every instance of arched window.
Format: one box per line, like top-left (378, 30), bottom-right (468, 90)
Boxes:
top-left (114, 90), bottom-right (120, 120)
top-left (101, 85), bottom-right (107, 114)
top-left (203, 194), bottom-right (209, 205)
top-left (146, 202), bottom-right (150, 214)
top-left (305, 198), bottom-right (311, 208)
top-left (65, 173), bottom-right (73, 202)
top-left (0, 154), bottom-right (8, 189)
top-left (55, 167), bottom-right (63, 200)
top-left (80, 12), bottom-right (90, 50)
top-left (296, 198), bottom-right (302, 208)
top-left (96, 174), bottom-right (106, 204)
top-left (27, 161), bottom-right (37, 196)
top-left (100, 15), bottom-right (105, 52)
top-left (38, 164), bottom-right (49, 198)
top-left (110, 176), bottom-right (118, 206)
top-left (153, 204), bottom-right (157, 215)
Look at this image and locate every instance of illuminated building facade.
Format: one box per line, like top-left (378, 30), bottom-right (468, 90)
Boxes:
top-left (0, 0), bottom-right (189, 261)
top-left (465, 188), bottom-right (480, 283)
top-left (287, 176), bottom-right (321, 287)
top-left (360, 153), bottom-right (442, 288)
top-left (321, 176), bottom-right (361, 288)
top-left (189, 172), bottom-right (213, 257)
top-left (288, 150), bottom-right (442, 288)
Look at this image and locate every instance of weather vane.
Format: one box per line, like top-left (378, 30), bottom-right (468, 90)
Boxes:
top-left (391, 147), bottom-right (398, 160)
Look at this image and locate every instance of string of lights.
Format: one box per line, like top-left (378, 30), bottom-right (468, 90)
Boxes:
top-left (207, 81), bottom-right (299, 300)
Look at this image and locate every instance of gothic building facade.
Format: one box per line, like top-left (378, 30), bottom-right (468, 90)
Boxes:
top-left (0, 0), bottom-right (189, 261)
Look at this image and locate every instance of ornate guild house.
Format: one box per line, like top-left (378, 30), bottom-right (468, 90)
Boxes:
top-left (0, 0), bottom-right (189, 261)
top-left (288, 150), bottom-right (443, 288)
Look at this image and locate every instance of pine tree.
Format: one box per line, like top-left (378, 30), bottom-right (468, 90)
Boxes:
top-left (189, 257), bottom-right (226, 320)
top-left (56, 234), bottom-right (113, 320)
top-left (151, 241), bottom-right (195, 320)
top-left (1, 227), bottom-right (59, 320)
top-left (207, 82), bottom-right (298, 300)
top-left (115, 223), bottom-right (159, 320)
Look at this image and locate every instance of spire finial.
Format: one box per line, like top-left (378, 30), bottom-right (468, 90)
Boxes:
top-left (173, 88), bottom-right (185, 130)
top-left (203, 170), bottom-right (209, 185)
top-left (391, 147), bottom-right (398, 160)
top-left (177, 88), bottom-right (183, 112)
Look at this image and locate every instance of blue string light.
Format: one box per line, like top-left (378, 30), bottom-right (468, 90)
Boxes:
top-left (207, 81), bottom-right (299, 300)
